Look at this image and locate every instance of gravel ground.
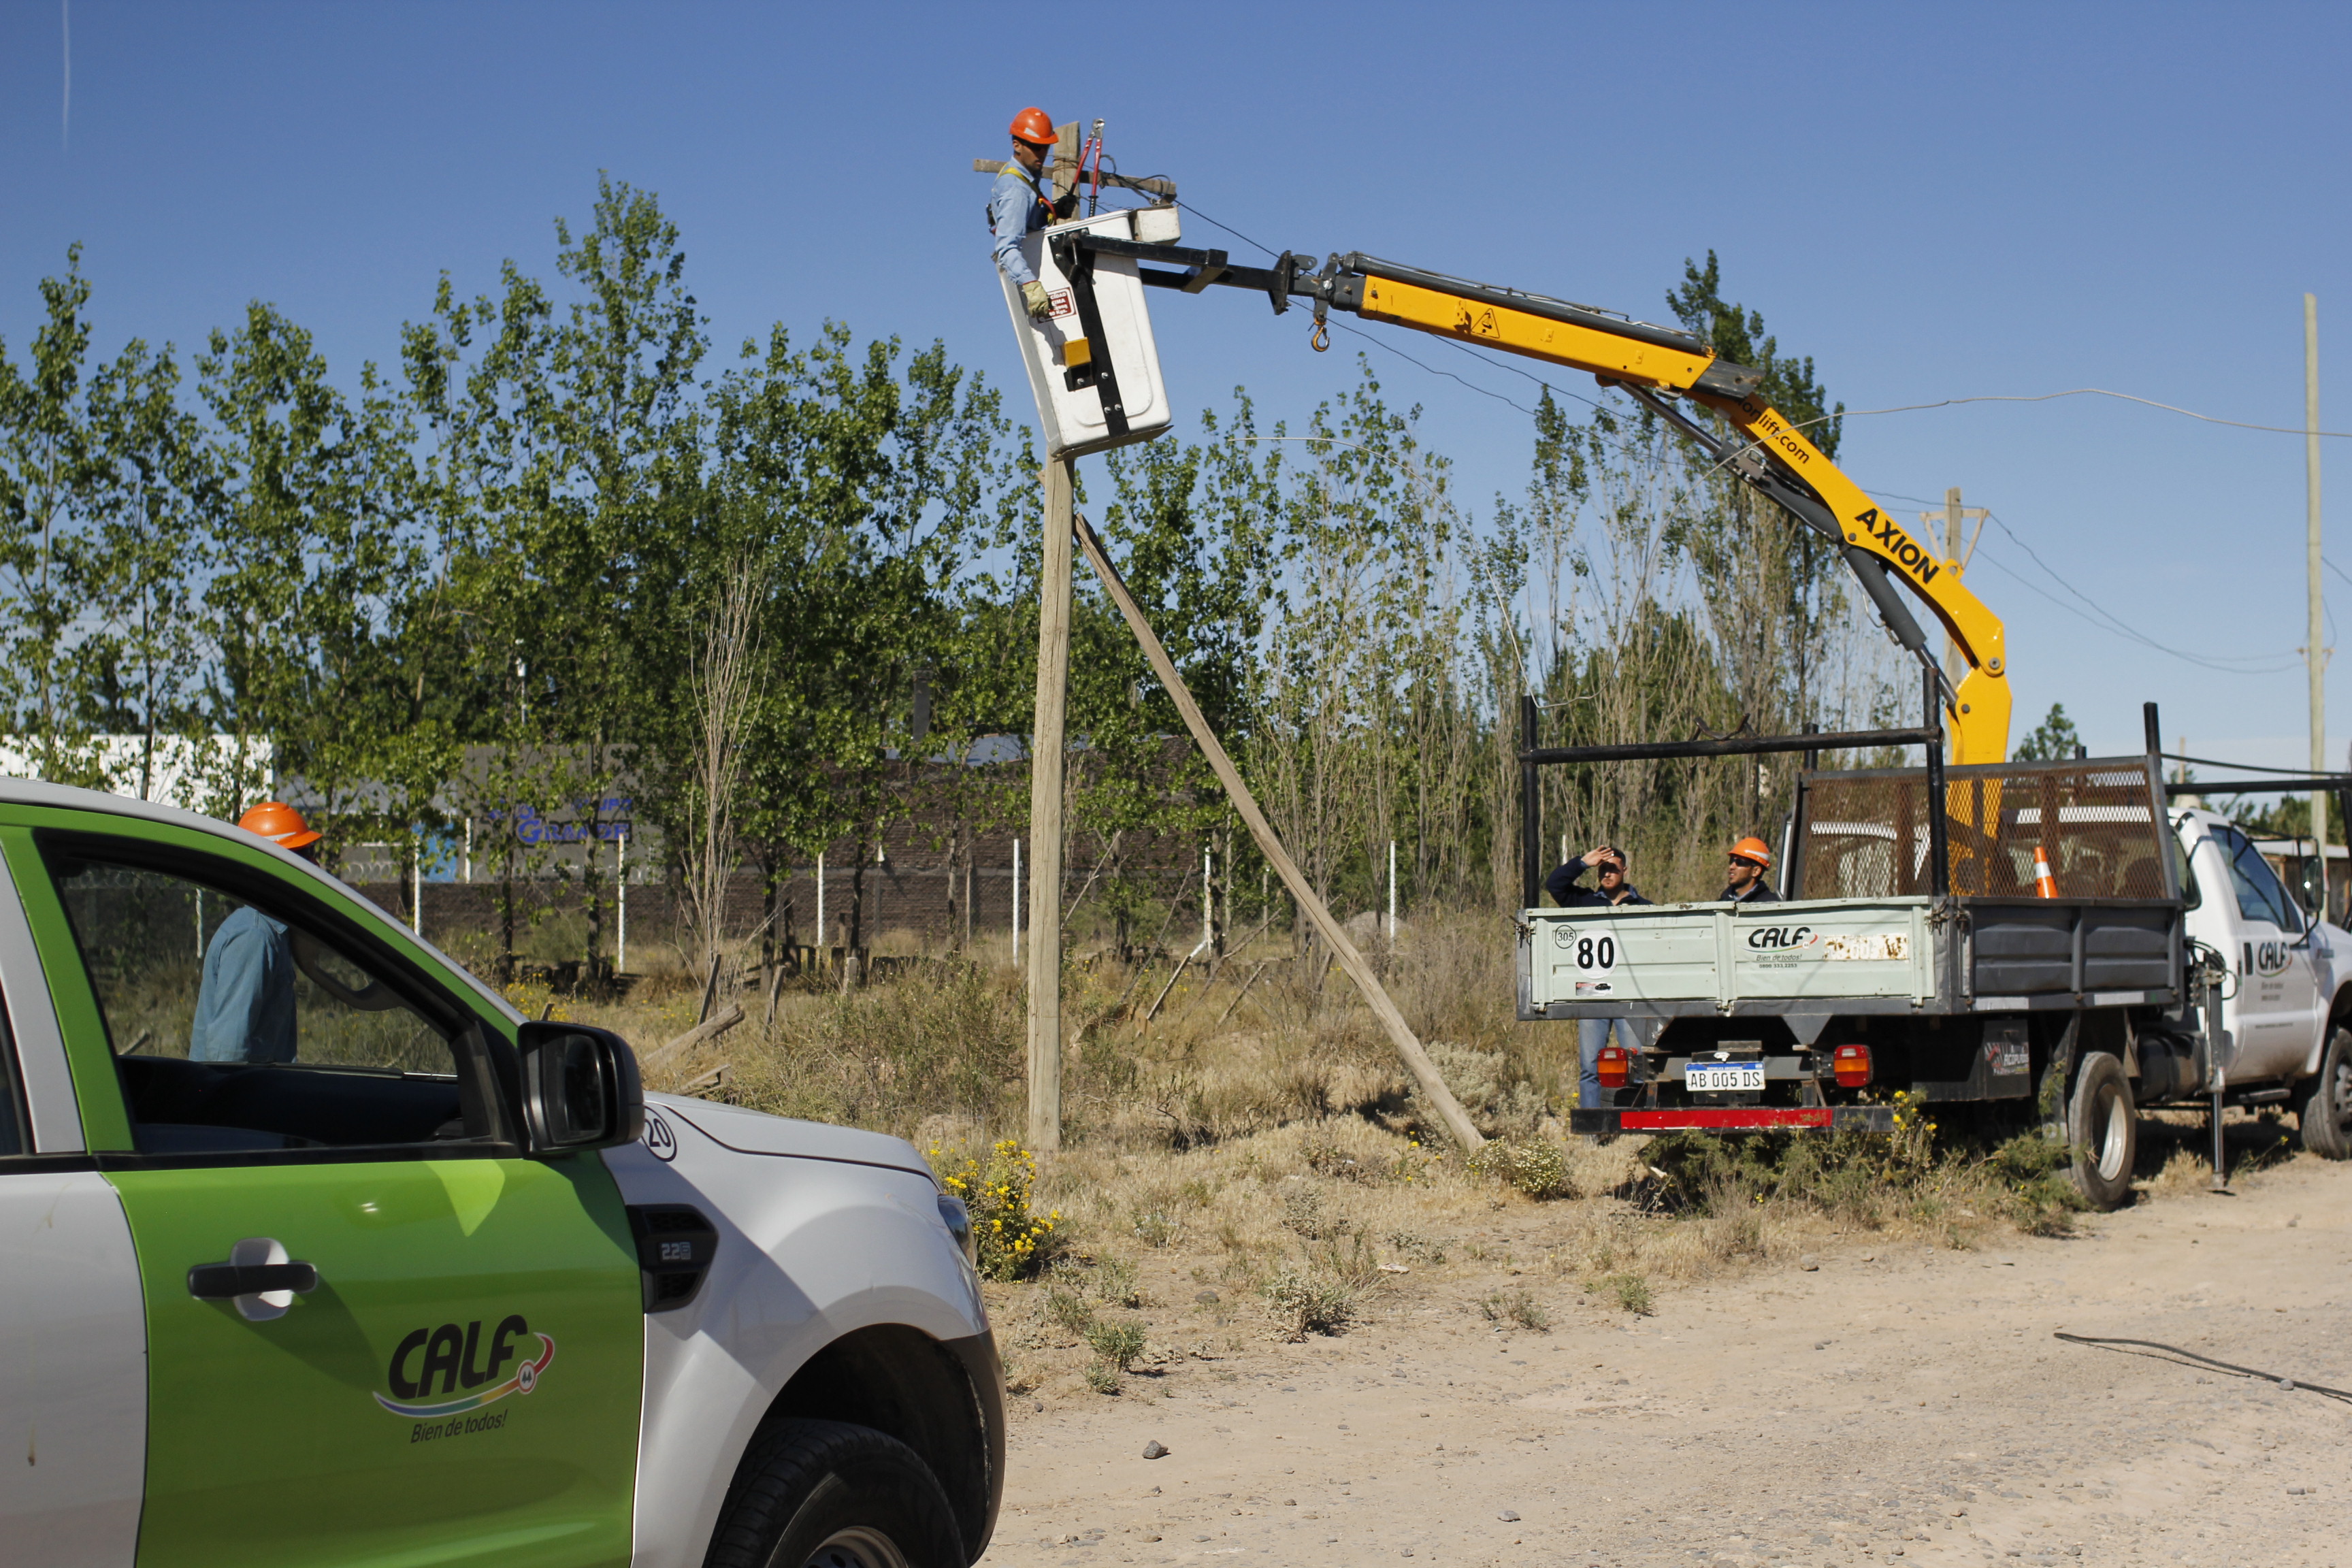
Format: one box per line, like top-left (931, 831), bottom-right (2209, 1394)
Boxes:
top-left (979, 1151), bottom-right (2352, 1567)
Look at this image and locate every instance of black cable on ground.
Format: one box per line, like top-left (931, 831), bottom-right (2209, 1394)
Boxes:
top-left (2053, 1332), bottom-right (2352, 1404)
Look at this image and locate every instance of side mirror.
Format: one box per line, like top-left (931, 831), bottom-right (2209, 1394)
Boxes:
top-left (517, 1022), bottom-right (644, 1156)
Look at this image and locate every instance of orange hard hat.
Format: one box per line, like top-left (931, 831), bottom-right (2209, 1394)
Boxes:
top-left (1009, 106), bottom-right (1057, 148)
top-left (238, 801), bottom-right (321, 851)
top-left (1729, 836), bottom-right (1773, 868)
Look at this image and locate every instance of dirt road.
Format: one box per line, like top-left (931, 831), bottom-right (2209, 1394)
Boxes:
top-left (979, 1154), bottom-right (2352, 1566)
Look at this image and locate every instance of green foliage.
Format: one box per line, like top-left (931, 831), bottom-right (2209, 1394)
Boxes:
top-left (1083, 1316), bottom-right (1148, 1373)
top-left (1, 223), bottom-right (1886, 960)
top-left (1985, 1132), bottom-right (2087, 1236)
top-left (2013, 702), bottom-right (2083, 762)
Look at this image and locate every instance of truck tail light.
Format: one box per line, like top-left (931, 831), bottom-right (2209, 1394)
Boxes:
top-left (1596, 1045), bottom-right (1631, 1089)
top-left (1833, 1043), bottom-right (1872, 1088)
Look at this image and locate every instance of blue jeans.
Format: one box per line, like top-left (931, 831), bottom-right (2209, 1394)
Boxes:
top-left (1578, 1016), bottom-right (1642, 1111)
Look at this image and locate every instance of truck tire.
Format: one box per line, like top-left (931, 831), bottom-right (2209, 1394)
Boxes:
top-left (2295, 1028), bottom-right (2352, 1159)
top-left (2067, 1051), bottom-right (2136, 1211)
top-left (705, 1419), bottom-right (966, 1568)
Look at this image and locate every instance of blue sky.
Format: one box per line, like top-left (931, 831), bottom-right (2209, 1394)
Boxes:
top-left (5, 1), bottom-right (2349, 777)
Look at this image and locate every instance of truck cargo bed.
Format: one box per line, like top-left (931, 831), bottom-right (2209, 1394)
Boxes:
top-left (1518, 893), bottom-right (2181, 1023)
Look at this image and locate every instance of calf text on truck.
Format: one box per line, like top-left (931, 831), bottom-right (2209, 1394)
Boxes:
top-left (1005, 191), bottom-right (2352, 1207)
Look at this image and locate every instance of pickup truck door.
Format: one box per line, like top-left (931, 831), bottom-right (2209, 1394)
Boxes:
top-left (0, 843), bottom-right (148, 1567)
top-left (3, 817), bottom-right (645, 1568)
top-left (2205, 822), bottom-right (2324, 1083)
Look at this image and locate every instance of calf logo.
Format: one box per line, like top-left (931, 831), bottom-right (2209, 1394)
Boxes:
top-left (375, 1315), bottom-right (555, 1419)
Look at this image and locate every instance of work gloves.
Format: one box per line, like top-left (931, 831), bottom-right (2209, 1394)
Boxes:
top-left (1022, 280), bottom-right (1051, 318)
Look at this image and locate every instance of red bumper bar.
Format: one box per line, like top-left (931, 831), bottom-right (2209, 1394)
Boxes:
top-left (1568, 1105), bottom-right (1895, 1134)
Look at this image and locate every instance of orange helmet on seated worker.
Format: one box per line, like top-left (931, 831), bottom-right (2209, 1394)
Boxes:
top-left (1009, 106), bottom-right (1057, 148)
top-left (1729, 836), bottom-right (1773, 868)
top-left (238, 801), bottom-right (322, 851)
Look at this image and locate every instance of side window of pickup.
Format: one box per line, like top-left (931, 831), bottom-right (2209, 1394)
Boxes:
top-left (2212, 823), bottom-right (2300, 932)
top-left (44, 848), bottom-right (504, 1154)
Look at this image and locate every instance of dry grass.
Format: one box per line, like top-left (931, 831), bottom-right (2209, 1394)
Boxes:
top-left (531, 907), bottom-right (2331, 1400)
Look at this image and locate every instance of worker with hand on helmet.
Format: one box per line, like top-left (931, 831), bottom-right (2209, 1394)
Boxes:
top-left (1545, 843), bottom-right (1650, 909)
top-left (1544, 845), bottom-right (1651, 1122)
top-left (992, 105), bottom-right (1075, 318)
top-left (1720, 836), bottom-right (1782, 903)
top-left (191, 802), bottom-right (323, 1064)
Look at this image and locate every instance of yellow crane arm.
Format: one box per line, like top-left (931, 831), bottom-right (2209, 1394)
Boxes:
top-left (1072, 233), bottom-right (2012, 762)
top-left (1345, 259), bottom-right (2010, 763)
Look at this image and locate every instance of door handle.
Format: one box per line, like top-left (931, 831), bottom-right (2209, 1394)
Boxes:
top-left (187, 1238), bottom-right (318, 1322)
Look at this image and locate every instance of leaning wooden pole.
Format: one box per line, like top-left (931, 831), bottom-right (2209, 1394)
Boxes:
top-left (1071, 511), bottom-right (1485, 1153)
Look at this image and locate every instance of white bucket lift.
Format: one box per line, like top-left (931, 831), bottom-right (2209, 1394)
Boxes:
top-left (1000, 206), bottom-right (1176, 460)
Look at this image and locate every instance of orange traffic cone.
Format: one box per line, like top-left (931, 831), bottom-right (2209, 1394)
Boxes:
top-left (2031, 844), bottom-right (2058, 898)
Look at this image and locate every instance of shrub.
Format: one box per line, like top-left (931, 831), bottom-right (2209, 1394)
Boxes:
top-left (1263, 1267), bottom-right (1358, 1340)
top-left (1281, 1184), bottom-right (1348, 1241)
top-left (1384, 1228), bottom-right (1447, 1264)
top-left (1093, 1254), bottom-right (1144, 1308)
top-left (1085, 1316), bottom-right (1148, 1373)
top-left (930, 1139), bottom-right (1061, 1281)
top-left (1414, 1041), bottom-right (1548, 1140)
top-left (1469, 1136), bottom-right (1573, 1200)
top-left (1985, 1132), bottom-right (2086, 1236)
top-left (1083, 1363), bottom-right (1122, 1395)
top-left (1301, 1134), bottom-right (1378, 1184)
top-left (1045, 1283), bottom-right (1096, 1337)
top-left (1479, 1288), bottom-right (1551, 1331)
top-left (1589, 1272), bottom-right (1652, 1316)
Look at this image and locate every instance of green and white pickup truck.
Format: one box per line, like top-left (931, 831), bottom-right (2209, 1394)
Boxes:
top-left (0, 781), bottom-right (1001, 1568)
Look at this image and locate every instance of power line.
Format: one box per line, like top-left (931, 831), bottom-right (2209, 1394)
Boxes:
top-left (1970, 510), bottom-right (2304, 674)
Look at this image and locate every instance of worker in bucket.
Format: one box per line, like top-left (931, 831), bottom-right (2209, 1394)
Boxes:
top-left (1544, 845), bottom-right (1650, 1120)
top-left (1720, 836), bottom-right (1782, 903)
top-left (991, 106), bottom-right (1075, 318)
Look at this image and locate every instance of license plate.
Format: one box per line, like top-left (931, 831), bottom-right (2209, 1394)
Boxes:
top-left (1685, 1062), bottom-right (1765, 1092)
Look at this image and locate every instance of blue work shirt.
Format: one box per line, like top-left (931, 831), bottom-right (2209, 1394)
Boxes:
top-left (990, 161), bottom-right (1051, 288)
top-left (190, 904), bottom-right (296, 1063)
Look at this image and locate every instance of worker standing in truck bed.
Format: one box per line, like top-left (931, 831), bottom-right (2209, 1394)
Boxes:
top-left (991, 106), bottom-right (1069, 318)
top-left (1720, 836), bottom-right (1782, 903)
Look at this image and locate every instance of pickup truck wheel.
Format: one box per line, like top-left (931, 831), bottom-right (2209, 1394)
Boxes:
top-left (2067, 1051), bottom-right (2136, 1211)
top-left (2296, 1028), bottom-right (2352, 1159)
top-left (706, 1419), bottom-right (965, 1568)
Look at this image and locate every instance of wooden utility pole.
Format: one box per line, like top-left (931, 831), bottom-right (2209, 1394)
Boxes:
top-left (1921, 489), bottom-right (1987, 691)
top-left (2307, 294), bottom-right (2330, 919)
top-left (1072, 510), bottom-right (1486, 1153)
top-left (1028, 460), bottom-right (1073, 1150)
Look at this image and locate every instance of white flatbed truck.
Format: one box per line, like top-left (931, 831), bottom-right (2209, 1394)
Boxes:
top-left (1520, 704), bottom-right (2352, 1207)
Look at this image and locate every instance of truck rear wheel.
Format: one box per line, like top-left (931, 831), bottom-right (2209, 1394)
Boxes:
top-left (2295, 1028), bottom-right (2352, 1159)
top-left (706, 1418), bottom-right (966, 1568)
top-left (2068, 1051), bottom-right (2136, 1210)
